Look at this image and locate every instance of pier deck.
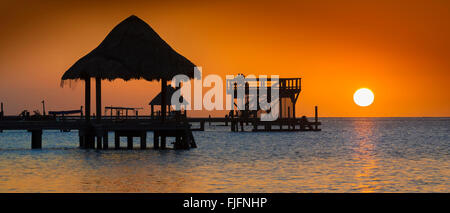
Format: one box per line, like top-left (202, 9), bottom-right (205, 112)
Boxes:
top-left (0, 118), bottom-right (197, 150)
top-left (0, 115), bottom-right (320, 149)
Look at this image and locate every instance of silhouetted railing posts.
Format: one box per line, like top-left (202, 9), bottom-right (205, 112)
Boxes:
top-left (42, 100), bottom-right (46, 116)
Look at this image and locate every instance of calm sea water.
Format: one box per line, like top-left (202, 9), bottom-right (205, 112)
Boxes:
top-left (0, 117), bottom-right (448, 192)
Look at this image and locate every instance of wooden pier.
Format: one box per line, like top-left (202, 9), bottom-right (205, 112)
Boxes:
top-left (0, 119), bottom-right (197, 150)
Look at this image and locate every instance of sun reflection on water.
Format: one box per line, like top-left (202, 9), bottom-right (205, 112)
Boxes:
top-left (351, 120), bottom-right (380, 192)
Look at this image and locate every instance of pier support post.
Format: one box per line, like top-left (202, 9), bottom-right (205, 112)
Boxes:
top-left (161, 135), bottom-right (166, 149)
top-left (115, 132), bottom-right (120, 149)
top-left (85, 77), bottom-right (91, 121)
top-left (96, 77), bottom-right (102, 121)
top-left (89, 136), bottom-right (95, 149)
top-left (96, 135), bottom-right (102, 150)
top-left (79, 129), bottom-right (85, 149)
top-left (31, 129), bottom-right (42, 149)
top-left (174, 136), bottom-right (181, 149)
top-left (140, 132), bottom-right (147, 149)
top-left (200, 121), bottom-right (205, 131)
top-left (103, 132), bottom-right (109, 149)
top-left (153, 131), bottom-right (159, 149)
top-left (127, 136), bottom-right (133, 149)
top-left (79, 136), bottom-right (84, 148)
top-left (161, 78), bottom-right (167, 122)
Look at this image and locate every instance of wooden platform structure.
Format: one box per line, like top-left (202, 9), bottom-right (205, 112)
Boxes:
top-left (226, 75), bottom-right (321, 132)
top-left (0, 119), bottom-right (197, 150)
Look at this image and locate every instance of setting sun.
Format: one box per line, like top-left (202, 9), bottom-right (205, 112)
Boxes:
top-left (354, 88), bottom-right (374, 107)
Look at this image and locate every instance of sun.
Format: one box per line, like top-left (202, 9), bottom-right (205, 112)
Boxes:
top-left (353, 88), bottom-right (374, 107)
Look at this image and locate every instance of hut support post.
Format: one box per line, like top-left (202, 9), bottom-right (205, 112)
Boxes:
top-left (85, 78), bottom-right (91, 121)
top-left (161, 78), bottom-right (167, 122)
top-left (96, 77), bottom-right (102, 121)
top-left (83, 77), bottom-right (95, 149)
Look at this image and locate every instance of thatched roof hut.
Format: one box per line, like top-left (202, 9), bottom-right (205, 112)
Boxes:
top-left (61, 15), bottom-right (196, 82)
top-left (61, 15), bottom-right (197, 122)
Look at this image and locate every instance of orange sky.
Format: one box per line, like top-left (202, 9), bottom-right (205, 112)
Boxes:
top-left (0, 0), bottom-right (449, 117)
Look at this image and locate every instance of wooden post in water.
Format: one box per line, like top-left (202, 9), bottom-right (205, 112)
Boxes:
top-left (315, 106), bottom-right (318, 130)
top-left (161, 135), bottom-right (166, 149)
top-left (114, 132), bottom-right (120, 149)
top-left (79, 136), bottom-right (84, 148)
top-left (200, 121), bottom-right (205, 131)
top-left (31, 129), bottom-right (42, 149)
top-left (127, 136), bottom-right (133, 149)
top-left (96, 135), bottom-right (102, 150)
top-left (103, 132), bottom-right (109, 149)
top-left (140, 132), bottom-right (147, 149)
top-left (153, 131), bottom-right (159, 149)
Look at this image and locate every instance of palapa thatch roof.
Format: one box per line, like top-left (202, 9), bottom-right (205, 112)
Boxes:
top-left (61, 15), bottom-right (197, 83)
top-left (149, 86), bottom-right (189, 106)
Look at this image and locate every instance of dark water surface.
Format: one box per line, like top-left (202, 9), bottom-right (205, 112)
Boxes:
top-left (0, 117), bottom-right (448, 192)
